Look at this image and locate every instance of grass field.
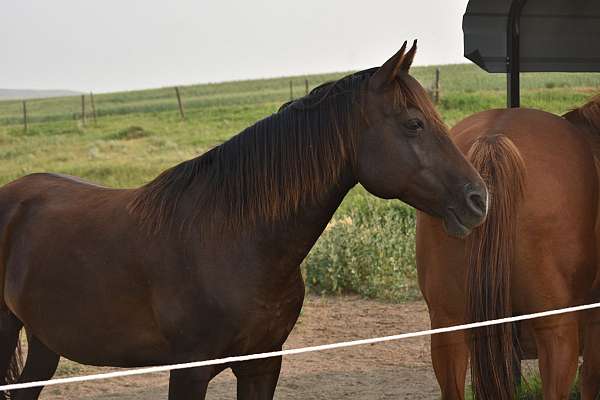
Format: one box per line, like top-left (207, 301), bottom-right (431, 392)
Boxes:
top-left (0, 64), bottom-right (599, 301)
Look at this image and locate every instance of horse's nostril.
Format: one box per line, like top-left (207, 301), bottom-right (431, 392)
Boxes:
top-left (466, 190), bottom-right (487, 217)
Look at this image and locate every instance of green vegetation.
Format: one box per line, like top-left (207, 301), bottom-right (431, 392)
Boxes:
top-left (516, 372), bottom-right (581, 400)
top-left (303, 197), bottom-right (419, 302)
top-left (0, 64), bottom-right (598, 302)
top-left (466, 369), bottom-right (582, 399)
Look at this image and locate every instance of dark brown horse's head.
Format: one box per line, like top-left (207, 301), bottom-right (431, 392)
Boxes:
top-left (357, 41), bottom-right (487, 238)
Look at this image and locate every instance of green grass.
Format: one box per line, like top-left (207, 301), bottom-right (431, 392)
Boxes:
top-left (0, 64), bottom-right (598, 302)
top-left (516, 373), bottom-right (581, 400)
top-left (466, 369), bottom-right (582, 399)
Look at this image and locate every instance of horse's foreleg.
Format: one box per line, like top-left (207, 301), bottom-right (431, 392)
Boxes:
top-left (581, 308), bottom-right (600, 400)
top-left (232, 355), bottom-right (282, 400)
top-left (12, 334), bottom-right (59, 400)
top-left (532, 314), bottom-right (579, 400)
top-left (430, 328), bottom-right (469, 400)
top-left (168, 367), bottom-right (212, 400)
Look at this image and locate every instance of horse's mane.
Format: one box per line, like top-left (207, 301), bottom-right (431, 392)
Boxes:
top-left (128, 68), bottom-right (442, 233)
top-left (564, 94), bottom-right (600, 134)
top-left (562, 94), bottom-right (600, 160)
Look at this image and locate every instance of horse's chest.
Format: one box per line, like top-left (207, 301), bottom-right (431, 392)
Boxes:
top-left (232, 286), bottom-right (305, 354)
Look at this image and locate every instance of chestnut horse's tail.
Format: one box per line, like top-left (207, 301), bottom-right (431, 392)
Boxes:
top-left (466, 134), bottom-right (526, 400)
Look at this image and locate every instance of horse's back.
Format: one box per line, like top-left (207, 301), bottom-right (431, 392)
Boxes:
top-left (0, 171), bottom-right (125, 201)
top-left (0, 173), bottom-right (173, 366)
top-left (0, 172), bottom-right (126, 219)
top-left (0, 172), bottom-right (135, 280)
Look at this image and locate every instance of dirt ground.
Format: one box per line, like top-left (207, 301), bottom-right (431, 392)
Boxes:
top-left (38, 296), bottom-right (440, 399)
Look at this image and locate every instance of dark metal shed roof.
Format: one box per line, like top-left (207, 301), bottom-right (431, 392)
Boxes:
top-left (463, 0), bottom-right (600, 73)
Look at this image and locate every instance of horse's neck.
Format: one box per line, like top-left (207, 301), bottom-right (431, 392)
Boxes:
top-left (255, 165), bottom-right (357, 269)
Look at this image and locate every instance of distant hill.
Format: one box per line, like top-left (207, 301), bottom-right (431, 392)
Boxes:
top-left (0, 89), bottom-right (81, 101)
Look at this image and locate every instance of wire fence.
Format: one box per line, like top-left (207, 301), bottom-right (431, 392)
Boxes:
top-left (0, 70), bottom-right (444, 132)
top-left (1, 301), bottom-right (598, 392)
top-left (0, 77), bottom-right (339, 129)
top-left (1, 66), bottom-right (598, 133)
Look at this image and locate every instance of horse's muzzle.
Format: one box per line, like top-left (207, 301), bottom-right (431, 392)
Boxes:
top-left (442, 184), bottom-right (488, 238)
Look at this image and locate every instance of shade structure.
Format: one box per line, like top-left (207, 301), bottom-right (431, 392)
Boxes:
top-left (463, 0), bottom-right (600, 107)
top-left (463, 0), bottom-right (600, 73)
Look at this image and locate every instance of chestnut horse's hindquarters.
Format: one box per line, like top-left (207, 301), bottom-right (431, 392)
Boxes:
top-left (466, 134), bottom-right (526, 400)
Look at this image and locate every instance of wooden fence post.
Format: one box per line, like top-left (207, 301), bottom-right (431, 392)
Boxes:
top-left (22, 100), bottom-right (28, 133)
top-left (175, 87), bottom-right (185, 120)
top-left (434, 68), bottom-right (440, 104)
top-left (90, 92), bottom-right (97, 124)
top-left (305, 79), bottom-right (309, 95)
top-left (289, 81), bottom-right (293, 101)
top-left (81, 94), bottom-right (86, 125)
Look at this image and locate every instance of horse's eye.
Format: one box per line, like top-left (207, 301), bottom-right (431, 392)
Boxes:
top-left (404, 118), bottom-right (425, 132)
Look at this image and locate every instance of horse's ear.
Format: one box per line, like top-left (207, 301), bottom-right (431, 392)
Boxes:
top-left (369, 41), bottom-right (407, 91)
top-left (400, 39), bottom-right (417, 72)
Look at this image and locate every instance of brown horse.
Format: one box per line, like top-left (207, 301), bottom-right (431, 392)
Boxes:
top-left (0, 42), bottom-right (487, 400)
top-left (417, 96), bottom-right (600, 400)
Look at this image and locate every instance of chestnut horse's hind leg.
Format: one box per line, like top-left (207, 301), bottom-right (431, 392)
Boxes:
top-left (232, 355), bottom-right (282, 400)
top-left (168, 367), bottom-right (212, 400)
top-left (581, 308), bottom-right (600, 400)
top-left (532, 314), bottom-right (579, 400)
top-left (11, 334), bottom-right (59, 400)
top-left (430, 329), bottom-right (469, 400)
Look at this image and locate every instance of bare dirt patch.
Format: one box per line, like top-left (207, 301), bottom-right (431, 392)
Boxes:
top-left (38, 296), bottom-right (439, 399)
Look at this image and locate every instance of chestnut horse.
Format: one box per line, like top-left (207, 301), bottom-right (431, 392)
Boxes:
top-left (417, 95), bottom-right (600, 400)
top-left (0, 42), bottom-right (487, 400)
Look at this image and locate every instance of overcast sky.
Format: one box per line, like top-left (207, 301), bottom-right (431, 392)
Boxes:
top-left (1, 0), bottom-right (470, 93)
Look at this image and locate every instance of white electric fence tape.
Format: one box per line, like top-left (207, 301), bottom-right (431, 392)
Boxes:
top-left (1, 301), bottom-right (599, 392)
